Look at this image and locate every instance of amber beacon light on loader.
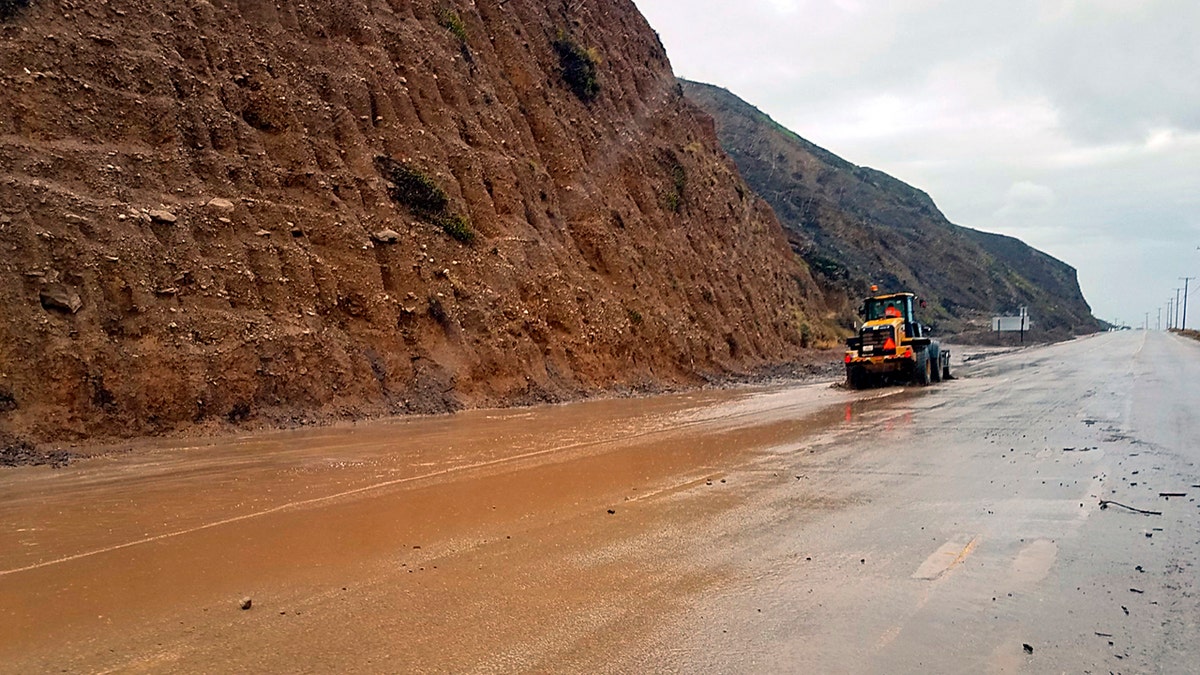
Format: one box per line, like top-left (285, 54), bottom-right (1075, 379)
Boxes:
top-left (844, 288), bottom-right (951, 389)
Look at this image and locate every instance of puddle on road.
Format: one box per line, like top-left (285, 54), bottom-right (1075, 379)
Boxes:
top-left (0, 379), bottom-right (924, 665)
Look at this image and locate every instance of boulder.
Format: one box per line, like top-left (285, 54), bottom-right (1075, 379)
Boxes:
top-left (39, 284), bottom-right (83, 314)
top-left (149, 209), bottom-right (178, 224)
top-left (372, 228), bottom-right (401, 244)
top-left (205, 197), bottom-right (236, 213)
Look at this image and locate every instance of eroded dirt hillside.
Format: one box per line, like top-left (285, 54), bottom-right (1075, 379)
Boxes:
top-left (0, 0), bottom-right (832, 445)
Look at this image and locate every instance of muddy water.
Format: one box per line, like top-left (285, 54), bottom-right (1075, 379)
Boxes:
top-left (8, 332), bottom-right (1199, 673)
top-left (0, 379), bottom-right (891, 671)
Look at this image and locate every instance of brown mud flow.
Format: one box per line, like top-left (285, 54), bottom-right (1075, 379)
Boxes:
top-left (0, 380), bottom-right (897, 672)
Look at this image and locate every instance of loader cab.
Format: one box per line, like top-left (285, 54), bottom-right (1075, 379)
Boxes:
top-left (862, 293), bottom-right (923, 338)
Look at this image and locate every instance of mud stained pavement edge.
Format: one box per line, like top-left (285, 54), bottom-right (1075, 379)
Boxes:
top-left (0, 373), bottom-right (909, 672)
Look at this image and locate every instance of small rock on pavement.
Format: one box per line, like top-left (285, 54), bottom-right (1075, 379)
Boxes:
top-left (239, 596), bottom-right (253, 610)
top-left (39, 284), bottom-right (82, 314)
top-left (372, 228), bottom-right (401, 244)
top-left (205, 197), bottom-right (236, 213)
top-left (148, 209), bottom-right (177, 224)
top-left (1023, 643), bottom-right (1033, 654)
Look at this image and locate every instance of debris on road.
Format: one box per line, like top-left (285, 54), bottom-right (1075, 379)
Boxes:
top-left (1158, 492), bottom-right (1187, 498)
top-left (1023, 643), bottom-right (1034, 654)
top-left (0, 434), bottom-right (74, 468)
top-left (239, 597), bottom-right (253, 610)
top-left (1098, 500), bottom-right (1162, 516)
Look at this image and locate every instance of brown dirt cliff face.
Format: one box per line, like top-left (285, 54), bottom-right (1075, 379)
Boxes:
top-left (0, 0), bottom-right (823, 443)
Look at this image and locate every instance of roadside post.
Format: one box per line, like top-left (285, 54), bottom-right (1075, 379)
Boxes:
top-left (1182, 277), bottom-right (1194, 331)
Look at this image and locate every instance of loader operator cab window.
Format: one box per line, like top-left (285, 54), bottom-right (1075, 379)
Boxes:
top-left (865, 296), bottom-right (923, 337)
top-left (865, 298), bottom-right (909, 322)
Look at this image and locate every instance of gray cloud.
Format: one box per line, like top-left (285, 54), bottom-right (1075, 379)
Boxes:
top-left (633, 0), bottom-right (1200, 323)
top-left (1001, 0), bottom-right (1200, 142)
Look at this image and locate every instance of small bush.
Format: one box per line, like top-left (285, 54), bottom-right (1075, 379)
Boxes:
top-left (438, 8), bottom-right (467, 42)
top-left (552, 31), bottom-right (600, 102)
top-left (438, 213), bottom-right (476, 245)
top-left (375, 156), bottom-right (475, 245)
top-left (375, 156), bottom-right (449, 216)
top-left (661, 155), bottom-right (686, 212)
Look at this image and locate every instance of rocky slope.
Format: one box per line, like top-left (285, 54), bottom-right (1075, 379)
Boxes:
top-left (0, 0), bottom-right (835, 446)
top-left (682, 80), bottom-right (1100, 338)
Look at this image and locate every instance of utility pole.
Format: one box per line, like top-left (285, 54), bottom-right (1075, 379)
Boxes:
top-left (1182, 277), bottom-right (1195, 331)
top-left (1157, 307), bottom-right (1161, 331)
top-left (1174, 288), bottom-right (1184, 329)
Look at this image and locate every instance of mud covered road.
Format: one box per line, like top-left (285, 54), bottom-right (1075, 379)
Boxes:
top-left (2, 330), bottom-right (1199, 673)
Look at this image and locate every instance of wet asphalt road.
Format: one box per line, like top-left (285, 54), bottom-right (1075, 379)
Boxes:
top-left (1, 330), bottom-right (1198, 673)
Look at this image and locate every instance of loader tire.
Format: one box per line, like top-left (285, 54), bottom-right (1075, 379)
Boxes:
top-left (847, 365), bottom-right (868, 390)
top-left (914, 348), bottom-right (932, 386)
top-left (929, 345), bottom-right (942, 383)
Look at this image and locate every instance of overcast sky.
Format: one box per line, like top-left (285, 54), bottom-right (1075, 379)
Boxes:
top-left (632, 0), bottom-right (1200, 327)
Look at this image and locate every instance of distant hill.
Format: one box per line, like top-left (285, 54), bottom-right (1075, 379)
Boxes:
top-left (682, 80), bottom-right (1100, 338)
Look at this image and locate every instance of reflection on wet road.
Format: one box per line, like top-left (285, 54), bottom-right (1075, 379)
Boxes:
top-left (2, 331), bottom-right (1199, 673)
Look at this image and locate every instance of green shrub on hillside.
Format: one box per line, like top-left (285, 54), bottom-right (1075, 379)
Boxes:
top-left (437, 213), bottom-right (476, 245)
top-left (439, 8), bottom-right (467, 42)
top-left (375, 156), bottom-right (449, 216)
top-left (659, 154), bottom-right (686, 213)
top-left (374, 156), bottom-right (475, 245)
top-left (552, 31), bottom-right (600, 102)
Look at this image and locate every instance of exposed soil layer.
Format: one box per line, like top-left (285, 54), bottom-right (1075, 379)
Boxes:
top-left (0, 0), bottom-right (839, 445)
